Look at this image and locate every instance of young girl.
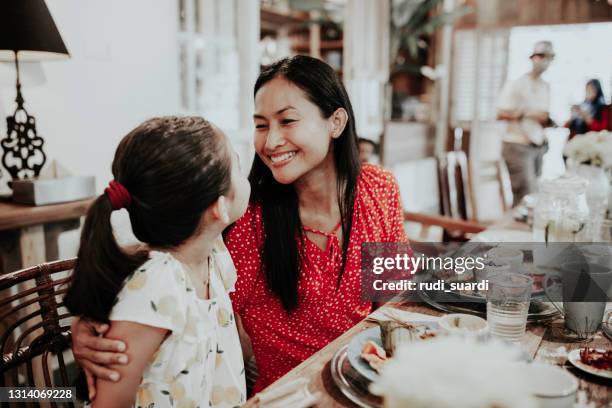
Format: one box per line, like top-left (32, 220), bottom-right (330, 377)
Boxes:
top-left (64, 116), bottom-right (250, 407)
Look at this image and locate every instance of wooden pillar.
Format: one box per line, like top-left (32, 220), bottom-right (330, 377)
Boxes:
top-left (434, 0), bottom-right (456, 155)
top-left (309, 10), bottom-right (321, 59)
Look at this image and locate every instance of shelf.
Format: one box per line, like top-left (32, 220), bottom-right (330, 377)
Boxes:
top-left (292, 40), bottom-right (343, 52)
top-left (261, 8), bottom-right (308, 31)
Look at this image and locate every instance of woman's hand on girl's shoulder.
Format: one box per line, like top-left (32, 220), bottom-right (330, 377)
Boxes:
top-left (92, 321), bottom-right (167, 408)
top-left (71, 317), bottom-right (129, 400)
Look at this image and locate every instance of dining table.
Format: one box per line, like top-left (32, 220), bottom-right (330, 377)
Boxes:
top-left (244, 214), bottom-right (612, 408)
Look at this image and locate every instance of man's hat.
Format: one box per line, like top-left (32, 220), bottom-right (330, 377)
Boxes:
top-left (530, 41), bottom-right (555, 58)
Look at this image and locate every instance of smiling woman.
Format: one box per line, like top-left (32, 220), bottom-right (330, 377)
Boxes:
top-left (223, 55), bottom-right (411, 393)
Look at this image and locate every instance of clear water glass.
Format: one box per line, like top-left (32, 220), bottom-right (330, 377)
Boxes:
top-left (486, 247), bottom-right (524, 273)
top-left (486, 273), bottom-right (533, 342)
top-left (474, 261), bottom-right (510, 283)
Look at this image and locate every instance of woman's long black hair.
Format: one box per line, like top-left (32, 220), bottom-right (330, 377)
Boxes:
top-left (64, 116), bottom-right (232, 322)
top-left (248, 55), bottom-right (361, 312)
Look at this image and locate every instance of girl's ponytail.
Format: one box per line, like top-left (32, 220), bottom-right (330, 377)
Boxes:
top-left (64, 116), bottom-right (231, 322)
top-left (64, 192), bottom-right (148, 322)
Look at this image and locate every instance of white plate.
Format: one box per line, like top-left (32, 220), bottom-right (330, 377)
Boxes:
top-left (346, 327), bottom-right (384, 382)
top-left (346, 323), bottom-right (439, 382)
top-left (567, 348), bottom-right (612, 379)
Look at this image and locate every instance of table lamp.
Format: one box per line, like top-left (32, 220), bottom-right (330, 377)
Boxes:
top-left (0, 0), bottom-right (70, 180)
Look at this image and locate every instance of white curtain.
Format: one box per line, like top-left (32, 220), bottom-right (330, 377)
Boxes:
top-left (343, 0), bottom-right (390, 141)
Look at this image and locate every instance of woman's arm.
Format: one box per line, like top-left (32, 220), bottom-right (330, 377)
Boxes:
top-left (235, 313), bottom-right (253, 363)
top-left (578, 108), bottom-right (594, 125)
top-left (589, 107), bottom-right (609, 131)
top-left (91, 321), bottom-right (167, 408)
top-left (71, 317), bottom-right (129, 400)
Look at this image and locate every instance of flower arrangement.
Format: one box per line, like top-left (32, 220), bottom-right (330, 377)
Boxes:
top-left (563, 130), bottom-right (612, 169)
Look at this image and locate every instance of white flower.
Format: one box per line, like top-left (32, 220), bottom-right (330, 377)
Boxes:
top-left (564, 130), bottom-right (612, 168)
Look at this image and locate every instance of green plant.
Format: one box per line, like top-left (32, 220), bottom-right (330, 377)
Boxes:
top-left (391, 0), bottom-right (472, 72)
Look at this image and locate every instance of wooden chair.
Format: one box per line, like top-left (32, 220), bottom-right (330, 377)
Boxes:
top-left (478, 159), bottom-right (514, 213)
top-left (404, 150), bottom-right (486, 241)
top-left (437, 150), bottom-right (473, 221)
top-left (0, 259), bottom-right (76, 398)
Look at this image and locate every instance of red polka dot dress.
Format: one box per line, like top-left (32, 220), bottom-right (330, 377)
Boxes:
top-left (225, 164), bottom-right (408, 393)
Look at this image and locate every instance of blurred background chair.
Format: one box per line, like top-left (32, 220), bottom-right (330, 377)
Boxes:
top-left (404, 149), bottom-right (486, 242)
top-left (0, 258), bottom-right (76, 396)
top-left (403, 124), bottom-right (514, 242)
top-left (478, 159), bottom-right (514, 213)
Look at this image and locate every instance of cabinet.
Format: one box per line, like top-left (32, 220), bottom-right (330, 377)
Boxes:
top-left (260, 5), bottom-right (344, 76)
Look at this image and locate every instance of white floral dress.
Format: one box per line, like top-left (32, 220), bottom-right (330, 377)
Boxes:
top-left (108, 240), bottom-right (246, 408)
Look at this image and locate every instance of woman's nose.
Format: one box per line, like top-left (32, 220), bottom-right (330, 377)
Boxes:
top-left (265, 125), bottom-right (285, 151)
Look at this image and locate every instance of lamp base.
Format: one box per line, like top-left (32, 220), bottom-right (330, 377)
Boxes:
top-left (1, 52), bottom-right (47, 180)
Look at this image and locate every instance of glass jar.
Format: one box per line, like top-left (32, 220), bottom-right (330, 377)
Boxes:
top-left (532, 174), bottom-right (590, 243)
top-left (573, 164), bottom-right (610, 219)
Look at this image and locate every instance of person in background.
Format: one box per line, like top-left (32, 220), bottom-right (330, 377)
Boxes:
top-left (566, 79), bottom-right (609, 137)
top-left (357, 137), bottom-right (379, 164)
top-left (497, 40), bottom-right (554, 206)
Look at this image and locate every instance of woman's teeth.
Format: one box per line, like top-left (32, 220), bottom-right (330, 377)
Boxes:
top-left (270, 151), bottom-right (296, 163)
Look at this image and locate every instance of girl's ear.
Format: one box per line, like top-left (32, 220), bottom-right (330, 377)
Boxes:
top-left (210, 195), bottom-right (231, 224)
top-left (330, 108), bottom-right (348, 139)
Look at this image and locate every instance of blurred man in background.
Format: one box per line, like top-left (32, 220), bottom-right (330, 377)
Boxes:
top-left (497, 41), bottom-right (554, 206)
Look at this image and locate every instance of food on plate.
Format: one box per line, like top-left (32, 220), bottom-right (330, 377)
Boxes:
top-left (419, 330), bottom-right (437, 340)
top-left (361, 340), bottom-right (387, 372)
top-left (380, 320), bottom-right (439, 357)
top-left (579, 348), bottom-right (612, 371)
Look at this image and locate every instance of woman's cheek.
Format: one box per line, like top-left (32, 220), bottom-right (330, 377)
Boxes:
top-left (253, 131), bottom-right (266, 153)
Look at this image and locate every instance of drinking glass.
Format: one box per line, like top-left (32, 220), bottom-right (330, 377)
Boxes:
top-left (588, 218), bottom-right (612, 243)
top-left (474, 261), bottom-right (510, 283)
top-left (486, 273), bottom-right (533, 342)
top-left (486, 247), bottom-right (524, 274)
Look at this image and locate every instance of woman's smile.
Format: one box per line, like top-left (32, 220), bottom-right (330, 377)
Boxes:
top-left (268, 150), bottom-right (298, 167)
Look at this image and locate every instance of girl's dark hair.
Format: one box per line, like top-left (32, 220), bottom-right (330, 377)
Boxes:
top-left (64, 116), bottom-right (231, 322)
top-left (248, 55), bottom-right (361, 312)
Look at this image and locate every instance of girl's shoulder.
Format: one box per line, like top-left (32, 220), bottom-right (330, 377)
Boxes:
top-left (110, 251), bottom-right (190, 332)
top-left (135, 251), bottom-right (186, 283)
top-left (117, 251), bottom-right (188, 301)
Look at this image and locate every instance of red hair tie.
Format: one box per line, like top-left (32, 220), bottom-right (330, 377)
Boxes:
top-left (104, 180), bottom-right (132, 210)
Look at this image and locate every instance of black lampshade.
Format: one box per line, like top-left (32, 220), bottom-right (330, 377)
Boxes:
top-left (0, 0), bottom-right (69, 61)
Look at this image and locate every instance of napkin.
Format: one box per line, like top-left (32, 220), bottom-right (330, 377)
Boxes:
top-left (367, 307), bottom-right (440, 323)
top-left (256, 378), bottom-right (320, 408)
